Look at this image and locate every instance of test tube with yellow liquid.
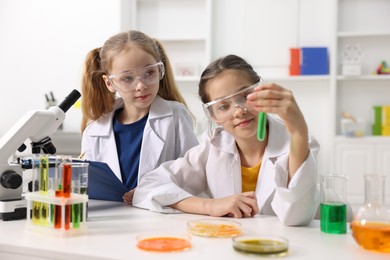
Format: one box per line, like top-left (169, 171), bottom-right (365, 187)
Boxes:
top-left (39, 155), bottom-right (49, 226)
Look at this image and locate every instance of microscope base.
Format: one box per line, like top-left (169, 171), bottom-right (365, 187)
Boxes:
top-left (0, 199), bottom-right (27, 221)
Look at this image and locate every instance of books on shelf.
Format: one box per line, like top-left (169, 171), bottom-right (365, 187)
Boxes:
top-left (373, 105), bottom-right (390, 136)
top-left (289, 47), bottom-right (329, 76)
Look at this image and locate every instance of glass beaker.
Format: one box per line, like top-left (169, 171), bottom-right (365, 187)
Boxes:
top-left (351, 174), bottom-right (390, 253)
top-left (320, 174), bottom-right (348, 234)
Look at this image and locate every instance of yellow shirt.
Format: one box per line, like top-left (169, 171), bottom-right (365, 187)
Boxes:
top-left (241, 161), bottom-right (261, 192)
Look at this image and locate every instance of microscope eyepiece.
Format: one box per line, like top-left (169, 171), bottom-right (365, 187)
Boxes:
top-left (58, 89), bottom-right (81, 113)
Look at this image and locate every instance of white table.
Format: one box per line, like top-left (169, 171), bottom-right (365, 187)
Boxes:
top-left (0, 200), bottom-right (388, 260)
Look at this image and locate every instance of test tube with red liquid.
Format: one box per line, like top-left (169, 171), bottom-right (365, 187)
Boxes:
top-left (62, 163), bottom-right (72, 230)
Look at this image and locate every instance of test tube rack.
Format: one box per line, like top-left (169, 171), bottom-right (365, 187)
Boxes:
top-left (25, 192), bottom-right (88, 237)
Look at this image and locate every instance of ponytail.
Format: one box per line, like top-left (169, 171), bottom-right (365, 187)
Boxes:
top-left (80, 48), bottom-right (115, 133)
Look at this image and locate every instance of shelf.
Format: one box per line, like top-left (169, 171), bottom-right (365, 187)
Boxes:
top-left (332, 0), bottom-right (390, 178)
top-left (335, 135), bottom-right (390, 143)
top-left (337, 75), bottom-right (390, 81)
top-left (265, 75), bottom-right (330, 82)
top-left (338, 32), bottom-right (390, 38)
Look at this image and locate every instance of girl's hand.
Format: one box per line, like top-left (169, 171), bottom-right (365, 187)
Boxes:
top-left (246, 83), bottom-right (307, 136)
top-left (123, 189), bottom-right (135, 206)
top-left (247, 83), bottom-right (309, 180)
top-left (207, 191), bottom-right (259, 218)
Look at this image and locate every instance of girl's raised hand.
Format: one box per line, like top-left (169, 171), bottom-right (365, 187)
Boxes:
top-left (246, 83), bottom-right (307, 135)
top-left (247, 83), bottom-right (310, 179)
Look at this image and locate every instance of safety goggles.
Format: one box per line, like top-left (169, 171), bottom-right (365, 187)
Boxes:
top-left (108, 61), bottom-right (165, 92)
top-left (202, 79), bottom-right (263, 124)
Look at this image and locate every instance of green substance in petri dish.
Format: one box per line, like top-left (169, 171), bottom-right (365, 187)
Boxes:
top-left (320, 202), bottom-right (347, 234)
top-left (233, 239), bottom-right (288, 255)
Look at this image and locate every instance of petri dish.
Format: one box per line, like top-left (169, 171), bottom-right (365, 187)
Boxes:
top-left (136, 232), bottom-right (191, 252)
top-left (187, 219), bottom-right (241, 238)
top-left (232, 234), bottom-right (289, 256)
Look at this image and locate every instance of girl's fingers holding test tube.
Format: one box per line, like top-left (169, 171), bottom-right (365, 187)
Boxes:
top-left (247, 83), bottom-right (291, 110)
top-left (247, 83), bottom-right (307, 134)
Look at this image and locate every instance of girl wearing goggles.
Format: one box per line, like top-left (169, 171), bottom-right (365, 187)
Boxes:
top-left (134, 54), bottom-right (320, 226)
top-left (80, 30), bottom-right (198, 203)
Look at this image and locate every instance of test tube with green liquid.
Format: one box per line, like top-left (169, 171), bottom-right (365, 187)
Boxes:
top-left (257, 112), bottom-right (267, 141)
top-left (71, 162), bottom-right (88, 228)
top-left (71, 177), bottom-right (81, 228)
top-left (80, 165), bottom-right (88, 222)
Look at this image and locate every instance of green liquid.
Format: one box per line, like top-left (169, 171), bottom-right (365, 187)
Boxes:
top-left (320, 202), bottom-right (347, 234)
top-left (40, 203), bottom-right (49, 226)
top-left (72, 204), bottom-right (80, 228)
top-left (234, 239), bottom-right (288, 255)
top-left (50, 204), bottom-right (55, 224)
top-left (32, 202), bottom-right (41, 224)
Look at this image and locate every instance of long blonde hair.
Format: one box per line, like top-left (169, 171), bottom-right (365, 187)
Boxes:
top-left (80, 30), bottom-right (188, 133)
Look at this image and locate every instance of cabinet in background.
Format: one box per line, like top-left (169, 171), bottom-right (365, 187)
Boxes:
top-left (334, 136), bottom-right (390, 207)
top-left (331, 0), bottom-right (390, 207)
top-left (130, 0), bottom-right (212, 82)
top-left (332, 0), bottom-right (390, 137)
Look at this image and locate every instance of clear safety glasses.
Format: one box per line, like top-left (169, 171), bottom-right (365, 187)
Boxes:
top-left (202, 79), bottom-right (263, 124)
top-left (108, 61), bottom-right (165, 91)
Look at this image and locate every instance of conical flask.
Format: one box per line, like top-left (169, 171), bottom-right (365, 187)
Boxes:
top-left (350, 174), bottom-right (390, 253)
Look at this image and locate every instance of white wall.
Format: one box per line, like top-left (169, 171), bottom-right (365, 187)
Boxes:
top-left (0, 0), bottom-right (122, 135)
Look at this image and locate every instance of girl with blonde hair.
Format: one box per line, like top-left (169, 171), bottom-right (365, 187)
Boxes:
top-left (81, 30), bottom-right (198, 203)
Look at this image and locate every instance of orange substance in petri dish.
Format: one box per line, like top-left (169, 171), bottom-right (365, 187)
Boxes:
top-left (351, 221), bottom-right (390, 252)
top-left (191, 223), bottom-right (241, 237)
top-left (137, 237), bottom-right (191, 252)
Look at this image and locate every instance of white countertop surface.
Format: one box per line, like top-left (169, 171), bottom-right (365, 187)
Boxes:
top-left (0, 199), bottom-right (388, 260)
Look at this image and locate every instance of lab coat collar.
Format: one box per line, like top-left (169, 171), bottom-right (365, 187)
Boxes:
top-left (209, 127), bottom-right (237, 155)
top-left (87, 96), bottom-right (171, 137)
top-left (148, 95), bottom-right (173, 119)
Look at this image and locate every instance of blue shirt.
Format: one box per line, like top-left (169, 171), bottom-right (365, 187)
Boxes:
top-left (113, 109), bottom-right (148, 191)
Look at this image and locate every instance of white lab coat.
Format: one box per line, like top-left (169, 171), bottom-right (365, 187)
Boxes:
top-left (133, 115), bottom-right (320, 226)
top-left (81, 95), bottom-right (199, 185)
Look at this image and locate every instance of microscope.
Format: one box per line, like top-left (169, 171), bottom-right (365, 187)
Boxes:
top-left (0, 89), bottom-right (81, 220)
